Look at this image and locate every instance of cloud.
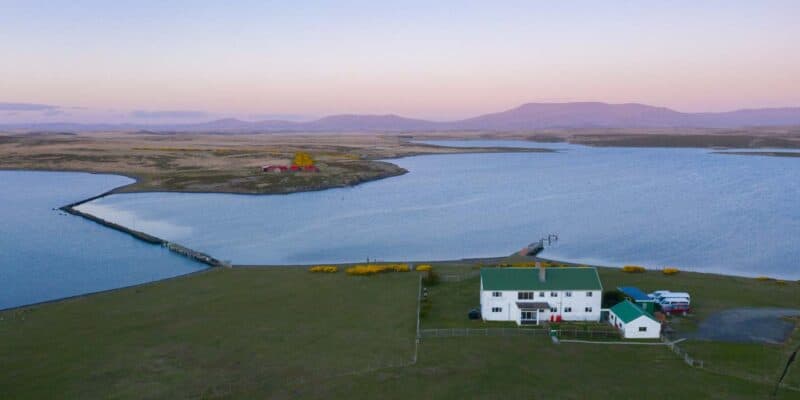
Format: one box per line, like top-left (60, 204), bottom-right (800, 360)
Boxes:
top-left (42, 109), bottom-right (65, 117)
top-left (131, 110), bottom-right (210, 119)
top-left (246, 113), bottom-right (313, 122)
top-left (0, 102), bottom-right (59, 111)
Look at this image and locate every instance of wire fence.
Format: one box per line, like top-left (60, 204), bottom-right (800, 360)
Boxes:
top-left (662, 335), bottom-right (704, 368)
top-left (419, 326), bottom-right (620, 340)
top-left (439, 270), bottom-right (481, 282)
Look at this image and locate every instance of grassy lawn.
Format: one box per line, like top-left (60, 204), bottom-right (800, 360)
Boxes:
top-left (595, 267), bottom-right (800, 325)
top-left (2, 264), bottom-right (799, 398)
top-left (293, 337), bottom-right (778, 399)
top-left (0, 268), bottom-right (419, 399)
top-left (420, 262), bottom-right (800, 395)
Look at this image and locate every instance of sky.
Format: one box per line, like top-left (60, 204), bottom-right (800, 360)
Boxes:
top-left (1, 0), bottom-right (799, 123)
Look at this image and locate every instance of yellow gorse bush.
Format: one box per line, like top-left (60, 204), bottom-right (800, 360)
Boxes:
top-left (622, 265), bottom-right (646, 273)
top-left (755, 276), bottom-right (773, 281)
top-left (415, 264), bottom-right (433, 272)
top-left (309, 265), bottom-right (338, 273)
top-left (662, 267), bottom-right (680, 275)
top-left (345, 263), bottom-right (410, 276)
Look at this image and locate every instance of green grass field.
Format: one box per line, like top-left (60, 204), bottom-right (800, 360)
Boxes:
top-left (1, 265), bottom-right (799, 399)
top-left (0, 268), bottom-right (419, 398)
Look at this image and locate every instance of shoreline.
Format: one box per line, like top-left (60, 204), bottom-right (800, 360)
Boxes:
top-left (2, 254), bottom-right (788, 313)
top-left (0, 138), bottom-right (554, 197)
top-left (3, 139), bottom-right (796, 311)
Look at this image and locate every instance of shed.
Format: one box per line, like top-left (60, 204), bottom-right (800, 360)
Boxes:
top-left (618, 286), bottom-right (656, 313)
top-left (608, 300), bottom-right (661, 339)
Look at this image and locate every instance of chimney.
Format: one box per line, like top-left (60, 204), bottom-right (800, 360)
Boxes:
top-left (537, 262), bottom-right (546, 282)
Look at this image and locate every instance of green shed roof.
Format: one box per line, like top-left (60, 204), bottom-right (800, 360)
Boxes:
top-left (610, 300), bottom-right (657, 323)
top-left (480, 267), bottom-right (602, 291)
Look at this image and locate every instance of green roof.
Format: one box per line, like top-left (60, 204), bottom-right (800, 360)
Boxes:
top-left (480, 267), bottom-right (602, 291)
top-left (610, 300), bottom-right (657, 323)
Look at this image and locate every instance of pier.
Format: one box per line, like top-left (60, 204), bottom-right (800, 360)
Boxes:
top-left (519, 233), bottom-right (559, 256)
top-left (61, 203), bottom-right (227, 268)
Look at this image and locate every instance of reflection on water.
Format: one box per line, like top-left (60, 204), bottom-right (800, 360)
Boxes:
top-left (0, 171), bottom-right (205, 309)
top-left (81, 141), bottom-right (800, 279)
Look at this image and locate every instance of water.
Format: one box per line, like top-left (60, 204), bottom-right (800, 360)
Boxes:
top-left (76, 141), bottom-right (800, 279)
top-left (0, 171), bottom-right (205, 309)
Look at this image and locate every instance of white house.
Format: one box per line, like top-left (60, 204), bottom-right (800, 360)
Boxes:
top-left (608, 300), bottom-right (662, 339)
top-left (480, 267), bottom-right (603, 325)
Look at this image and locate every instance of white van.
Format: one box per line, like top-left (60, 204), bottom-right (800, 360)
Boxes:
top-left (657, 292), bottom-right (691, 303)
top-left (648, 290), bottom-right (671, 300)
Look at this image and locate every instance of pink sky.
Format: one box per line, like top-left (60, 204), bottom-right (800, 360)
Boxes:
top-left (1, 1), bottom-right (799, 123)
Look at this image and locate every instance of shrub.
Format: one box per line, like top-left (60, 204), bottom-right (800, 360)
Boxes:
top-left (415, 264), bottom-right (433, 272)
top-left (391, 263), bottom-right (410, 272)
top-left (755, 276), bottom-right (774, 281)
top-left (602, 290), bottom-right (626, 308)
top-left (345, 263), bottom-right (410, 276)
top-left (662, 267), bottom-right (680, 275)
top-left (419, 298), bottom-right (432, 318)
top-left (622, 265), bottom-right (646, 273)
top-left (775, 280), bottom-right (787, 285)
top-left (423, 271), bottom-right (441, 286)
top-left (309, 265), bottom-right (338, 273)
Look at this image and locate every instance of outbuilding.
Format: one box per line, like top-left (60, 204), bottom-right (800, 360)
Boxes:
top-left (618, 286), bottom-right (656, 313)
top-left (608, 300), bottom-right (661, 339)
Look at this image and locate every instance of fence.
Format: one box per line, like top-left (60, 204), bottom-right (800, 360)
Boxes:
top-left (439, 270), bottom-right (481, 282)
top-left (419, 326), bottom-right (620, 340)
top-left (662, 336), bottom-right (704, 368)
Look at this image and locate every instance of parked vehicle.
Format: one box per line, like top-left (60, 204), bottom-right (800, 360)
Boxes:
top-left (659, 299), bottom-right (691, 315)
top-left (657, 292), bottom-right (691, 303)
top-left (648, 290), bottom-right (672, 300)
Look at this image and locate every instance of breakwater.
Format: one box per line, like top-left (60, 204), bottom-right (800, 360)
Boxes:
top-left (61, 198), bottom-right (227, 268)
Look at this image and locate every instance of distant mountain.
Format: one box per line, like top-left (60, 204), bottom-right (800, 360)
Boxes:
top-left (302, 114), bottom-right (436, 131)
top-left (3, 102), bottom-right (800, 132)
top-left (451, 102), bottom-right (694, 130)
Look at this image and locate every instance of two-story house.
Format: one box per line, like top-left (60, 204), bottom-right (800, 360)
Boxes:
top-left (480, 266), bottom-right (603, 325)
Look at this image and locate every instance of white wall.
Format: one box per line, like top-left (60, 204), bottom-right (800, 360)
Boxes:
top-left (621, 316), bottom-right (661, 339)
top-left (609, 313), bottom-right (661, 339)
top-left (480, 286), bottom-right (602, 324)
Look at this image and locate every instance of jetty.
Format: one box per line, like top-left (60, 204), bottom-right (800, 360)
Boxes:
top-left (61, 203), bottom-right (227, 268)
top-left (519, 234), bottom-right (559, 256)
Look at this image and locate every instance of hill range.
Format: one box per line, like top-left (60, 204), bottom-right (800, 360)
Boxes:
top-left (3, 102), bottom-right (800, 132)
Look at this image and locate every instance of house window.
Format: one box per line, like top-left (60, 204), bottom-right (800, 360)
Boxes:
top-left (639, 327), bottom-right (647, 332)
top-left (492, 291), bottom-right (502, 297)
top-left (550, 307), bottom-right (558, 313)
top-left (550, 292), bottom-right (558, 297)
top-left (565, 291), bottom-right (572, 297)
top-left (538, 292), bottom-right (545, 297)
top-left (521, 311), bottom-right (534, 320)
top-left (586, 292), bottom-right (593, 297)
top-left (492, 307), bottom-right (502, 313)
top-left (564, 307), bottom-right (572, 313)
top-left (585, 307), bottom-right (593, 312)
top-left (518, 291), bottom-right (534, 300)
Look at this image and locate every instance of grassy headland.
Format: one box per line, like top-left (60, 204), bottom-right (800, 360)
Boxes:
top-left (2, 262), bottom-right (799, 399)
top-left (0, 132), bottom-right (550, 194)
top-left (412, 126), bottom-right (800, 149)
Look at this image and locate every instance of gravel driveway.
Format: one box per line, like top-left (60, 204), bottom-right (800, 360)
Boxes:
top-left (693, 308), bottom-right (800, 343)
